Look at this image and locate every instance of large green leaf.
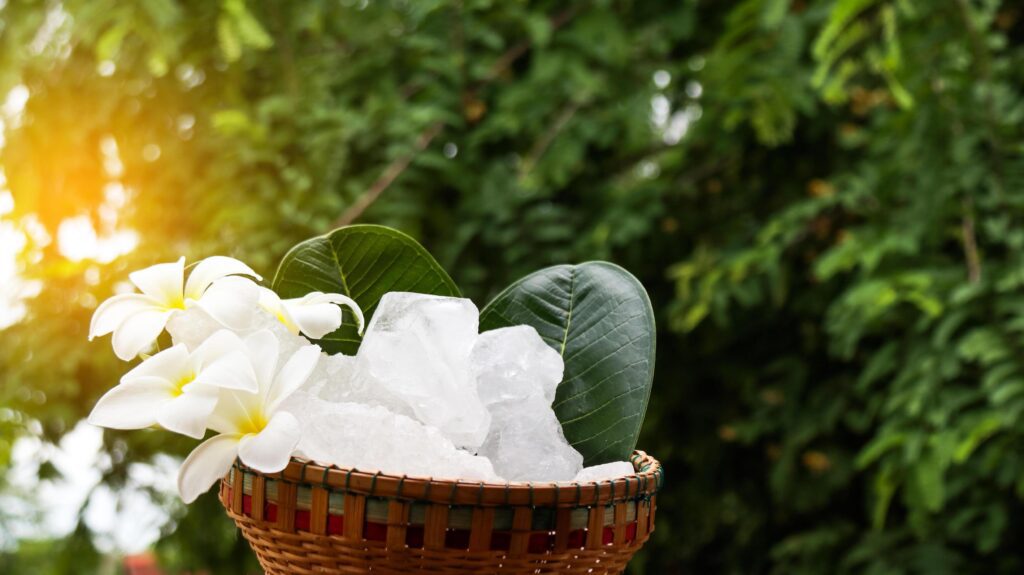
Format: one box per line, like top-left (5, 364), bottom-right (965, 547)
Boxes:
top-left (272, 225), bottom-right (460, 355)
top-left (480, 262), bottom-right (656, 465)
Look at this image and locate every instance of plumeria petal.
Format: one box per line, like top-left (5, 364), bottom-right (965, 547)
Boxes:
top-left (192, 350), bottom-right (259, 392)
top-left (296, 292), bottom-right (365, 335)
top-left (111, 309), bottom-right (175, 361)
top-left (177, 433), bottom-right (241, 504)
top-left (193, 276), bottom-right (260, 330)
top-left (89, 294), bottom-right (161, 340)
top-left (129, 257), bottom-right (185, 307)
top-left (281, 302), bottom-right (340, 339)
top-left (244, 330), bottom-right (279, 388)
top-left (157, 387), bottom-right (220, 439)
top-left (257, 288), bottom-right (295, 331)
top-left (206, 389), bottom-right (259, 436)
top-left (121, 344), bottom-right (191, 384)
top-left (266, 345), bottom-right (320, 412)
top-left (264, 290), bottom-right (366, 339)
top-left (237, 411), bottom-right (301, 473)
top-left (256, 286), bottom-right (281, 309)
top-left (184, 256), bottom-right (261, 301)
top-left (88, 378), bottom-right (173, 430)
top-left (190, 329), bottom-right (246, 367)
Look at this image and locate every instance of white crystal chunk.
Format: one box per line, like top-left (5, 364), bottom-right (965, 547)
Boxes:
top-left (282, 392), bottom-right (499, 482)
top-left (478, 398), bottom-right (583, 482)
top-left (572, 461), bottom-right (636, 483)
top-left (472, 326), bottom-right (563, 407)
top-left (352, 292), bottom-right (491, 449)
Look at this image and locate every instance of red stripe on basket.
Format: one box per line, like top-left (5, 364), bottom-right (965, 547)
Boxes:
top-left (238, 494), bottom-right (641, 551)
top-left (295, 510), bottom-right (311, 531)
top-left (626, 521), bottom-right (637, 542)
top-left (407, 526), bottom-right (425, 548)
top-left (528, 532), bottom-right (552, 553)
top-left (327, 514), bottom-right (344, 535)
top-left (489, 531), bottom-right (511, 551)
top-left (445, 529), bottom-right (471, 549)
top-left (365, 521), bottom-right (388, 542)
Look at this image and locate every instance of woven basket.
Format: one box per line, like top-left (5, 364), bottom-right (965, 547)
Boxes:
top-left (218, 450), bottom-right (662, 574)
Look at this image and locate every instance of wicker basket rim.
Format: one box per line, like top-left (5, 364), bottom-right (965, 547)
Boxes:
top-left (233, 450), bottom-right (662, 509)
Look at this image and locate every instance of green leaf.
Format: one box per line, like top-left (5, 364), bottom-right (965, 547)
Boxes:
top-left (217, 16), bottom-right (242, 62)
top-left (217, 0), bottom-right (273, 63)
top-left (871, 468), bottom-right (897, 529)
top-left (813, 0), bottom-right (880, 60)
top-left (953, 416), bottom-right (1003, 463)
top-left (95, 23), bottom-right (129, 61)
top-left (272, 225), bottom-right (460, 355)
top-left (480, 262), bottom-right (656, 465)
top-left (856, 432), bottom-right (905, 469)
top-left (229, 4), bottom-right (273, 50)
top-left (761, 0), bottom-right (790, 29)
top-left (913, 452), bottom-right (946, 512)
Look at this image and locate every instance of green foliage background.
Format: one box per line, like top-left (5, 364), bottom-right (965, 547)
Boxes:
top-left (1, 0), bottom-right (1023, 573)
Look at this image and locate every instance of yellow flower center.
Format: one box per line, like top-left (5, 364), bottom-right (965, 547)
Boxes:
top-left (275, 309), bottom-right (292, 328)
top-left (263, 302), bottom-right (298, 334)
top-left (158, 291), bottom-right (188, 311)
top-left (170, 371), bottom-right (196, 397)
top-left (237, 410), bottom-right (269, 435)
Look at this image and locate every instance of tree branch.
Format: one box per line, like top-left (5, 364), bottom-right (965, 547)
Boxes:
top-left (518, 100), bottom-right (581, 179)
top-left (481, 8), bottom-right (576, 84)
top-left (961, 197), bottom-right (981, 284)
top-left (331, 8), bottom-right (579, 228)
top-left (333, 122), bottom-right (445, 227)
top-left (955, 0), bottom-right (1003, 181)
top-left (954, 0), bottom-right (993, 282)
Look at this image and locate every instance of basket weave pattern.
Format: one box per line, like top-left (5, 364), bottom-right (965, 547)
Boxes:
top-left (219, 451), bottom-right (662, 574)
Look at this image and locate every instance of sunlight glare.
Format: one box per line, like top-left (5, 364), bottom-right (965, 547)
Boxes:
top-left (5, 422), bottom-right (174, 553)
top-left (2, 85), bottom-right (28, 118)
top-left (0, 190), bottom-right (12, 216)
top-left (101, 135), bottom-right (124, 177)
top-left (57, 215), bottom-right (138, 263)
top-left (0, 221), bottom-right (31, 329)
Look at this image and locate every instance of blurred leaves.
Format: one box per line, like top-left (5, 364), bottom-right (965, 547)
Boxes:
top-left (217, 0), bottom-right (273, 63)
top-left (665, 0), bottom-right (1024, 572)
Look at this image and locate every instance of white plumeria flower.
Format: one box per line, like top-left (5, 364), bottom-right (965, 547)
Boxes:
top-left (89, 256), bottom-right (261, 361)
top-left (88, 330), bottom-right (259, 439)
top-left (258, 286), bottom-right (365, 339)
top-left (177, 329), bottom-right (320, 503)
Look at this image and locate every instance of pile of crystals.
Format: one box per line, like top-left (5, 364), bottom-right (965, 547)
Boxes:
top-left (87, 257), bottom-right (634, 503)
top-left (172, 290), bottom-right (634, 483)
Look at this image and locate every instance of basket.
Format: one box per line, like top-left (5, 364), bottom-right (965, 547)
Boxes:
top-left (218, 450), bottom-right (663, 574)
